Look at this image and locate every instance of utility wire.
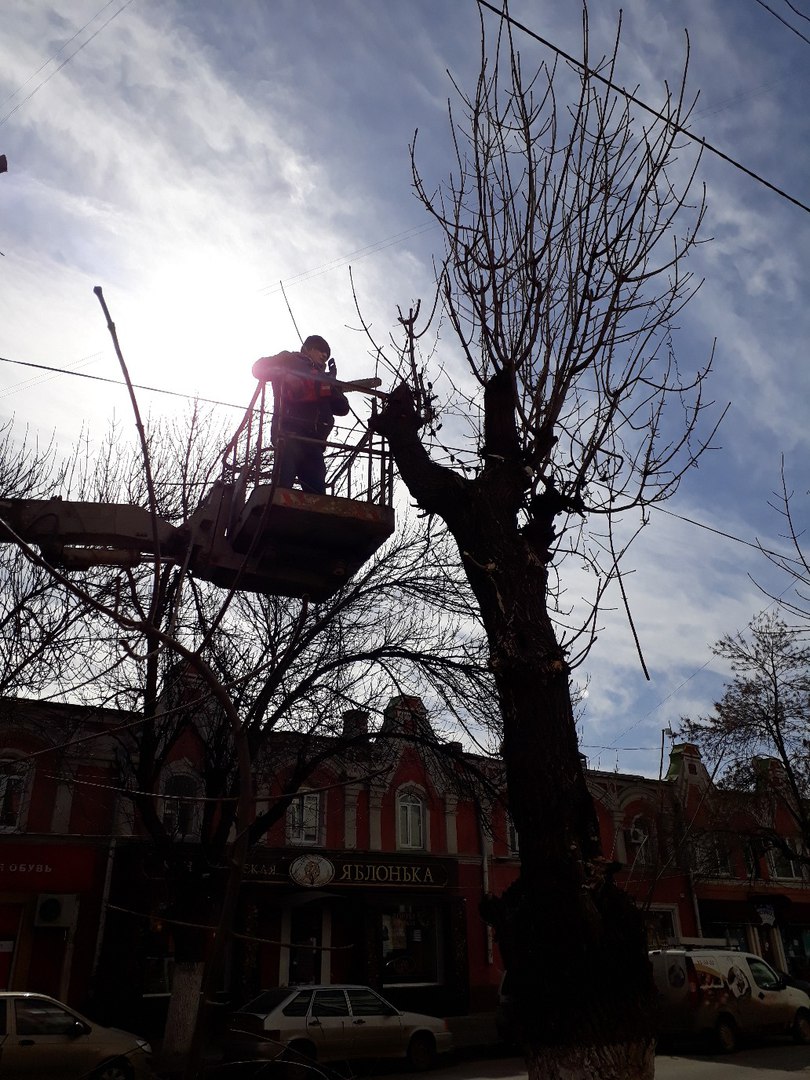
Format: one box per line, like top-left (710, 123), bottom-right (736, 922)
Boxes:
top-left (0, 0), bottom-right (137, 128)
top-left (752, 0), bottom-right (810, 45)
top-left (0, 355), bottom-right (803, 571)
top-left (0, 355), bottom-right (245, 411)
top-left (258, 222), bottom-right (437, 297)
top-left (0, 0), bottom-right (121, 109)
top-left (477, 0), bottom-right (810, 216)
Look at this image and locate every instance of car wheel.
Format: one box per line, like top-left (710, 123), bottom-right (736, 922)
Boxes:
top-left (793, 1009), bottom-right (810, 1044)
top-left (407, 1032), bottom-right (437, 1071)
top-left (93, 1060), bottom-right (134, 1080)
top-left (714, 1016), bottom-right (738, 1054)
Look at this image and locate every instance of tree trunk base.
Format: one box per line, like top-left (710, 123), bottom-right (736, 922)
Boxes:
top-left (526, 1040), bottom-right (655, 1080)
top-left (158, 960), bottom-right (205, 1071)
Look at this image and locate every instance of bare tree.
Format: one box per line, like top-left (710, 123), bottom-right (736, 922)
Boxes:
top-left (0, 402), bottom-right (494, 1074)
top-left (680, 612), bottom-right (810, 872)
top-left (370, 11), bottom-right (720, 1078)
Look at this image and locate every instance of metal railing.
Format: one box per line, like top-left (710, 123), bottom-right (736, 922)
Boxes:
top-left (219, 384), bottom-right (394, 508)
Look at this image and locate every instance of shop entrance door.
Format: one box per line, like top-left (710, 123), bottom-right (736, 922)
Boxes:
top-left (288, 904), bottom-right (322, 985)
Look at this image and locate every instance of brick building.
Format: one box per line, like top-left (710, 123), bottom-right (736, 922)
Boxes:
top-left (3, 693), bottom-right (810, 1035)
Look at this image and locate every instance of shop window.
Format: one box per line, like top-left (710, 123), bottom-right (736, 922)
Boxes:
top-left (784, 926), bottom-right (810, 980)
top-left (143, 954), bottom-right (174, 997)
top-left (287, 792), bottom-right (321, 846)
top-left (397, 791), bottom-right (425, 850)
top-left (161, 772), bottom-right (201, 839)
top-left (644, 908), bottom-right (678, 949)
top-left (0, 760), bottom-right (28, 831)
top-left (381, 902), bottom-right (441, 986)
top-left (704, 922), bottom-right (748, 952)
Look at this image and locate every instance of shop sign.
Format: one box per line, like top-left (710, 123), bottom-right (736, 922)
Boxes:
top-left (0, 843), bottom-right (98, 891)
top-left (290, 855), bottom-right (336, 888)
top-left (337, 861), bottom-right (447, 886)
top-left (756, 904), bottom-right (776, 926)
top-left (243, 852), bottom-right (453, 888)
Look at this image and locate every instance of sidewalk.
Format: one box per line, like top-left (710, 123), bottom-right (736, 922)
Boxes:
top-left (446, 1014), bottom-right (500, 1053)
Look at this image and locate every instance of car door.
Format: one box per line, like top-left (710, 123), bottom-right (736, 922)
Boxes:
top-left (307, 988), bottom-right (353, 1060)
top-left (2, 995), bottom-right (94, 1078)
top-left (739, 957), bottom-right (796, 1034)
top-left (346, 987), bottom-right (404, 1059)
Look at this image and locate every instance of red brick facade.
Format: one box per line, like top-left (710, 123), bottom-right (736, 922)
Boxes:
top-left (3, 694), bottom-right (810, 1034)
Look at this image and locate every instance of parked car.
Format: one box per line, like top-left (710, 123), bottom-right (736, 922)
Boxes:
top-left (226, 984), bottom-right (452, 1070)
top-left (649, 947), bottom-right (810, 1052)
top-left (0, 990), bottom-right (153, 1078)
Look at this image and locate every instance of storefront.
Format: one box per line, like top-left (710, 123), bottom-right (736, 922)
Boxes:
top-left (0, 839), bottom-right (107, 1002)
top-left (238, 850), bottom-right (470, 1016)
top-left (697, 894), bottom-right (810, 973)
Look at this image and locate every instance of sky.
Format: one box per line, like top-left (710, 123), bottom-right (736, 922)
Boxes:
top-left (1, 0), bottom-right (809, 778)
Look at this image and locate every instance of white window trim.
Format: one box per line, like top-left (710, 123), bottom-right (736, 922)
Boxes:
top-left (506, 813), bottom-right (520, 856)
top-left (396, 787), bottom-right (428, 851)
top-left (286, 790), bottom-right (323, 846)
top-left (160, 764), bottom-right (202, 841)
top-left (768, 841), bottom-right (805, 881)
top-left (0, 756), bottom-right (32, 833)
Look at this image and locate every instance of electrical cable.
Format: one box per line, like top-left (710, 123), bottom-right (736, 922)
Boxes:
top-left (0, 0), bottom-right (121, 108)
top-left (0, 354), bottom-right (246, 411)
top-left (752, 0), bottom-right (810, 45)
top-left (0, 0), bottom-right (137, 128)
top-left (0, 355), bottom-right (799, 570)
top-left (477, 0), bottom-right (810, 216)
top-left (259, 222), bottom-right (437, 297)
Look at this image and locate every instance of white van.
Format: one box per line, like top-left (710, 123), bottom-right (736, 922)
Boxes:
top-left (649, 947), bottom-right (810, 1052)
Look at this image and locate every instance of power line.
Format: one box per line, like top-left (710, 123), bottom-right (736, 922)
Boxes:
top-left (258, 222), bottom-right (438, 297)
top-left (0, 355), bottom-right (245, 411)
top-left (477, 0), bottom-right (810, 216)
top-left (652, 504), bottom-right (803, 564)
top-left (0, 0), bottom-right (137, 128)
top-left (752, 0), bottom-right (810, 45)
top-left (0, 353), bottom-right (803, 570)
top-left (1, 0), bottom-right (120, 109)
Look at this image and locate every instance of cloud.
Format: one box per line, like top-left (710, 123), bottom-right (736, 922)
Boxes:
top-left (2, 0), bottom-right (810, 779)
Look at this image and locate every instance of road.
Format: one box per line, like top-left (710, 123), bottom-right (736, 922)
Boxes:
top-left (390, 1044), bottom-right (810, 1080)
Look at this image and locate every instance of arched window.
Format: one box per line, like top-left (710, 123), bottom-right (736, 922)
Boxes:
top-left (0, 759), bottom-right (28, 831)
top-left (398, 791), bottom-right (425, 850)
top-left (624, 813), bottom-right (656, 868)
top-left (162, 773), bottom-right (200, 839)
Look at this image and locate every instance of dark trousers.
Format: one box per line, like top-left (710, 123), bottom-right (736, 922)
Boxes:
top-left (275, 435), bottom-right (327, 495)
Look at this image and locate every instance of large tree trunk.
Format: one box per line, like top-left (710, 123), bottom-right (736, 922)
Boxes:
top-left (467, 522), bottom-right (653, 1078)
top-left (375, 386), bottom-right (655, 1079)
top-left (160, 961), bottom-right (205, 1069)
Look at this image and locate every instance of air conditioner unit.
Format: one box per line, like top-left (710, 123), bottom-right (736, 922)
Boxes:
top-left (34, 893), bottom-right (78, 928)
top-left (629, 827), bottom-right (647, 845)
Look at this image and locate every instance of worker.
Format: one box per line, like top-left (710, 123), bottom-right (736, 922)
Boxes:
top-left (252, 335), bottom-right (350, 495)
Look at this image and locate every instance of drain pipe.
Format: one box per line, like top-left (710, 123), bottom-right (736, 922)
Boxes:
top-left (479, 821), bottom-right (493, 964)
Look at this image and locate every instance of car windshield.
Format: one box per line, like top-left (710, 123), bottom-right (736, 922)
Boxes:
top-left (237, 989), bottom-right (292, 1014)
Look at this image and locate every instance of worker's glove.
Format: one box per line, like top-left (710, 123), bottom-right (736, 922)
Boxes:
top-left (328, 357), bottom-right (337, 377)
